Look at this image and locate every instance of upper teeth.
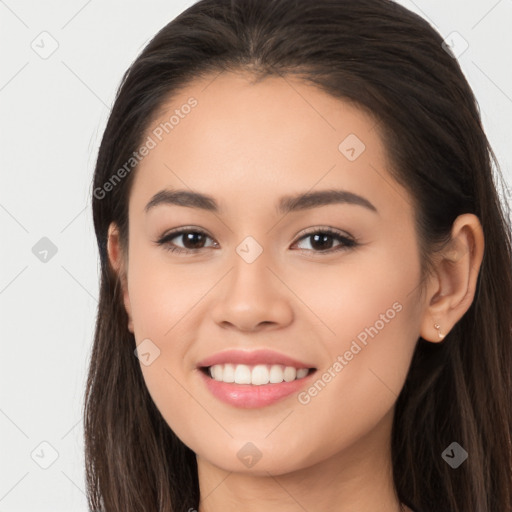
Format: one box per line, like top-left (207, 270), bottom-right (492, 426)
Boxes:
top-left (208, 364), bottom-right (310, 385)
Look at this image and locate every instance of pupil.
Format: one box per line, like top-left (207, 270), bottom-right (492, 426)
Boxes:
top-left (311, 233), bottom-right (333, 250)
top-left (184, 232), bottom-right (205, 249)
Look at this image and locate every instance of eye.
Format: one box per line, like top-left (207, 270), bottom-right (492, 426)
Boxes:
top-left (292, 227), bottom-right (357, 255)
top-left (155, 227), bottom-right (218, 254)
top-left (155, 226), bottom-right (358, 256)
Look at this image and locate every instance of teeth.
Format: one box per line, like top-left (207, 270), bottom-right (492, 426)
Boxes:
top-left (252, 364), bottom-right (269, 385)
top-left (296, 368), bottom-right (309, 379)
top-left (207, 364), bottom-right (311, 385)
top-left (222, 363), bottom-right (235, 383)
top-left (283, 366), bottom-right (296, 382)
top-left (234, 364), bottom-right (252, 384)
top-left (269, 364), bottom-right (284, 383)
top-left (211, 364), bottom-right (223, 381)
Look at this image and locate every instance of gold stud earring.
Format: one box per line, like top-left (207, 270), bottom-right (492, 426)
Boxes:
top-left (434, 322), bottom-right (445, 339)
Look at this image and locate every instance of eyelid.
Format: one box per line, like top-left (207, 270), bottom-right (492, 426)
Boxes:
top-left (295, 225), bottom-right (354, 240)
top-left (159, 225), bottom-right (210, 239)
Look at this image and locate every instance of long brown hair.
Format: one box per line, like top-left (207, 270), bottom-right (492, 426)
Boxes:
top-left (84, 1), bottom-right (512, 510)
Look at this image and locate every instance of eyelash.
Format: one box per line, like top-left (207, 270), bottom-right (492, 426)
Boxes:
top-left (155, 226), bottom-right (358, 256)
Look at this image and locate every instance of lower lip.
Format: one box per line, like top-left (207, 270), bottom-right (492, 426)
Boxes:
top-left (198, 369), bottom-right (316, 408)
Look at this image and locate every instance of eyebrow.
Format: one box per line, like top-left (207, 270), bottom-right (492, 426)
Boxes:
top-left (144, 188), bottom-right (378, 215)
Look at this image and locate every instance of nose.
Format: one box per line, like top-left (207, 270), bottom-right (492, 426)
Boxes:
top-left (210, 248), bottom-right (294, 332)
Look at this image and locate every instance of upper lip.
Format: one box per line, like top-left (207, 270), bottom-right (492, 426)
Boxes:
top-left (197, 349), bottom-right (315, 369)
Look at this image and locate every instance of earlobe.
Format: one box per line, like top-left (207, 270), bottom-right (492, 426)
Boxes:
top-left (107, 222), bottom-right (134, 333)
top-left (433, 321), bottom-right (446, 340)
top-left (419, 213), bottom-right (485, 343)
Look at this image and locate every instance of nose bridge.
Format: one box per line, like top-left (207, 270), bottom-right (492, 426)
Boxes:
top-left (235, 234), bottom-right (267, 266)
top-left (209, 233), bottom-right (293, 330)
top-left (229, 234), bottom-right (275, 297)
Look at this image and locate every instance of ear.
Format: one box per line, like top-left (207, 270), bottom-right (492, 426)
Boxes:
top-left (107, 222), bottom-right (134, 333)
top-left (419, 213), bottom-right (485, 343)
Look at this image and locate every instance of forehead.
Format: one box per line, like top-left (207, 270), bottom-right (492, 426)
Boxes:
top-left (128, 71), bottom-right (405, 219)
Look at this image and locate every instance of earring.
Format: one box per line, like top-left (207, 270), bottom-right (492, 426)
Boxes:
top-left (434, 322), bottom-right (445, 339)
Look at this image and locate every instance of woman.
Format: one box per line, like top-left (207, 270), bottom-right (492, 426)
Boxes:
top-left (84, 0), bottom-right (512, 510)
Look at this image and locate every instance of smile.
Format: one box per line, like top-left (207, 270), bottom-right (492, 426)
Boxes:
top-left (196, 349), bottom-right (317, 408)
top-left (203, 363), bottom-right (312, 385)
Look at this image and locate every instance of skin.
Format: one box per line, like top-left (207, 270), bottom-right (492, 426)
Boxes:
top-left (107, 71), bottom-right (484, 512)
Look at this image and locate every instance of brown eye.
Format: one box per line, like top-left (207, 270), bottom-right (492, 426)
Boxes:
top-left (155, 226), bottom-right (357, 256)
top-left (156, 228), bottom-right (217, 254)
top-left (293, 228), bottom-right (357, 254)
top-left (176, 231), bottom-right (208, 250)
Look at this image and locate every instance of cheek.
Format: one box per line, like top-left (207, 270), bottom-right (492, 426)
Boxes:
top-left (126, 243), bottom-right (207, 345)
top-left (126, 256), bottom-right (207, 441)
top-left (287, 270), bottom-right (419, 466)
top-left (296, 243), bottom-right (421, 404)
top-left (293, 241), bottom-right (420, 346)
top-left (125, 248), bottom-right (199, 414)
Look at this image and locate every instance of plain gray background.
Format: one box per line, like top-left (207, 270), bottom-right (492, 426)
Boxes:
top-left (1, 0), bottom-right (511, 510)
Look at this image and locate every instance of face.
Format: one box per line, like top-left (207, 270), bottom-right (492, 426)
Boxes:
top-left (110, 71), bottom-right (427, 475)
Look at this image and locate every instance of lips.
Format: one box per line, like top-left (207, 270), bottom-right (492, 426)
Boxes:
top-left (196, 349), bottom-right (317, 408)
top-left (196, 349), bottom-right (315, 369)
